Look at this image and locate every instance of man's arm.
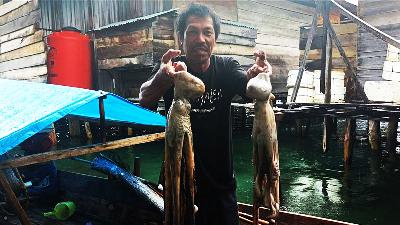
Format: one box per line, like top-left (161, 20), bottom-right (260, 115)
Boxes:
top-left (138, 49), bottom-right (181, 109)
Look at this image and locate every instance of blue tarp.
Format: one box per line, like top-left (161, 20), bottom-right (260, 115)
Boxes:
top-left (0, 79), bottom-right (166, 155)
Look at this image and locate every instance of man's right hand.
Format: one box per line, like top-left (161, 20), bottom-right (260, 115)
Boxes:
top-left (161, 49), bottom-right (182, 78)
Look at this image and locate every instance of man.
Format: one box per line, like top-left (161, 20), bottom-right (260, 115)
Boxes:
top-left (139, 3), bottom-right (271, 225)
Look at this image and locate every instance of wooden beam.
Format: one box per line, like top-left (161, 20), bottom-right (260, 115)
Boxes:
top-left (290, 11), bottom-right (318, 103)
top-left (330, 0), bottom-right (400, 49)
top-left (0, 132), bottom-right (166, 169)
top-left (0, 65), bottom-right (47, 80)
top-left (97, 53), bottom-right (153, 69)
top-left (0, 171), bottom-right (32, 225)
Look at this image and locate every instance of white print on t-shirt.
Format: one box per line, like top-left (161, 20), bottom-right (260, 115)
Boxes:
top-left (191, 88), bottom-right (222, 113)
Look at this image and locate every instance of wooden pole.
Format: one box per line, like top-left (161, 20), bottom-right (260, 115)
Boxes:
top-left (68, 117), bottom-right (81, 137)
top-left (386, 117), bottom-right (398, 160)
top-left (0, 132), bottom-right (165, 169)
top-left (368, 120), bottom-right (381, 151)
top-left (343, 118), bottom-right (356, 167)
top-left (321, 0), bottom-right (333, 153)
top-left (99, 96), bottom-right (107, 143)
top-left (133, 157), bottom-right (141, 177)
top-left (0, 171), bottom-right (32, 225)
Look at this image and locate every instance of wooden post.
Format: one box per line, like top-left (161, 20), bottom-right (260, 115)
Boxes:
top-left (295, 119), bottom-right (303, 137)
top-left (344, 118), bottom-right (356, 167)
top-left (321, 0), bottom-right (333, 153)
top-left (99, 96), bottom-right (107, 143)
top-left (368, 120), bottom-right (381, 151)
top-left (331, 117), bottom-right (338, 137)
top-left (133, 157), bottom-right (141, 177)
top-left (84, 121), bottom-right (93, 139)
top-left (0, 171), bottom-right (32, 225)
top-left (386, 117), bottom-right (398, 160)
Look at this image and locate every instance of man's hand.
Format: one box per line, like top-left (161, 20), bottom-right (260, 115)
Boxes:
top-left (247, 50), bottom-right (272, 80)
top-left (161, 49), bottom-right (186, 78)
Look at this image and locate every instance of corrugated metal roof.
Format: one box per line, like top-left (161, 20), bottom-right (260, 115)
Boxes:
top-left (93, 8), bottom-right (178, 31)
top-left (221, 20), bottom-right (256, 30)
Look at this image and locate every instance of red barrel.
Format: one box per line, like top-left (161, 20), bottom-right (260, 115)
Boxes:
top-left (47, 28), bottom-right (92, 89)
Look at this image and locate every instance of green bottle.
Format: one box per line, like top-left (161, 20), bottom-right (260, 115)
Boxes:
top-left (43, 201), bottom-right (76, 220)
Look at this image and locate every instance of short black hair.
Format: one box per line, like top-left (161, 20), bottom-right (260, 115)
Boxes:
top-left (176, 3), bottom-right (221, 40)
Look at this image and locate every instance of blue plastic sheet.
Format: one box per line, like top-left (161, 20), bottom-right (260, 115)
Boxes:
top-left (0, 79), bottom-right (166, 155)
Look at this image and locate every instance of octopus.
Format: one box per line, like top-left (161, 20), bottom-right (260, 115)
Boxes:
top-left (246, 54), bottom-right (280, 224)
top-left (164, 71), bottom-right (205, 225)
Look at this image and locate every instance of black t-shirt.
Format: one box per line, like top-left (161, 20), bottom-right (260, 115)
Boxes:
top-left (154, 55), bottom-right (248, 192)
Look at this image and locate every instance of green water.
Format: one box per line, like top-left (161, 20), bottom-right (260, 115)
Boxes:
top-left (56, 119), bottom-right (400, 225)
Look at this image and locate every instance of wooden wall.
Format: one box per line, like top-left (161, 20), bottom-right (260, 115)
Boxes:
top-left (0, 0), bottom-right (47, 82)
top-left (357, 0), bottom-right (400, 84)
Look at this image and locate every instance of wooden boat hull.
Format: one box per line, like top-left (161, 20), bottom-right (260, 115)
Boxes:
top-left (1, 171), bottom-right (356, 225)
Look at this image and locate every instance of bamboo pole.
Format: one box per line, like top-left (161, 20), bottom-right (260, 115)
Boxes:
top-left (0, 171), bottom-right (31, 225)
top-left (368, 120), bottom-right (381, 151)
top-left (0, 132), bottom-right (165, 169)
top-left (343, 118), bottom-right (356, 167)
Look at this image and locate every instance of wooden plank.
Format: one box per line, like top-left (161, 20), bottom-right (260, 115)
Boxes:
top-left (251, 0), bottom-right (315, 17)
top-left (300, 46), bottom-right (356, 60)
top-left (0, 9), bottom-right (39, 36)
top-left (214, 43), bottom-right (255, 56)
top-left (0, 24), bottom-right (36, 43)
top-left (0, 30), bottom-right (43, 54)
top-left (363, 9), bottom-right (400, 27)
top-left (0, 0), bottom-right (30, 17)
top-left (96, 41), bottom-right (153, 60)
top-left (359, 1), bottom-right (400, 17)
top-left (257, 33), bottom-right (299, 48)
top-left (97, 53), bottom-right (153, 69)
top-left (0, 52), bottom-right (45, 73)
top-left (0, 41), bottom-right (45, 62)
top-left (238, 8), bottom-right (303, 32)
top-left (0, 0), bottom-right (38, 26)
top-left (258, 44), bottom-right (300, 57)
top-left (220, 22), bottom-right (257, 39)
top-left (237, 0), bottom-right (313, 24)
top-left (300, 33), bottom-right (356, 49)
top-left (0, 65), bottom-right (47, 80)
top-left (95, 29), bottom-right (151, 48)
top-left (217, 33), bottom-right (256, 47)
top-left (0, 132), bottom-right (166, 169)
top-left (300, 23), bottom-right (357, 39)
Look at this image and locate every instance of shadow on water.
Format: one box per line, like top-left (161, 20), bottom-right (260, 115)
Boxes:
top-left (55, 118), bottom-right (400, 225)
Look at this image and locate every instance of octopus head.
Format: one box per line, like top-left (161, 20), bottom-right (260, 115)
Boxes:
top-left (246, 72), bottom-right (272, 101)
top-left (174, 71), bottom-right (205, 99)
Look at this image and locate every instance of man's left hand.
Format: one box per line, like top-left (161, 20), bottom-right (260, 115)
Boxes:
top-left (247, 50), bottom-right (272, 80)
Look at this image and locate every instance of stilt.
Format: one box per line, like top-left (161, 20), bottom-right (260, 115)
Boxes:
top-left (368, 120), bottom-right (381, 151)
top-left (332, 117), bottom-right (338, 137)
top-left (68, 117), bottom-right (81, 137)
top-left (127, 127), bottom-right (133, 136)
top-left (296, 119), bottom-right (303, 137)
top-left (322, 116), bottom-right (332, 152)
top-left (386, 117), bottom-right (398, 160)
top-left (133, 157), bottom-right (141, 177)
top-left (0, 171), bottom-right (32, 225)
top-left (343, 118), bottom-right (356, 167)
top-left (84, 122), bottom-right (92, 139)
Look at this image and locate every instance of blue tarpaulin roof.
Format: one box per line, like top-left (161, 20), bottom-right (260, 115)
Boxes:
top-left (0, 79), bottom-right (166, 155)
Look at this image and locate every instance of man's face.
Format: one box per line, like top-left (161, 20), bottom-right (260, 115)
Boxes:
top-left (181, 15), bottom-right (216, 65)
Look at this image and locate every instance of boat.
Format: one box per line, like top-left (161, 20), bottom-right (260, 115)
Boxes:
top-left (0, 80), bottom-right (357, 225)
